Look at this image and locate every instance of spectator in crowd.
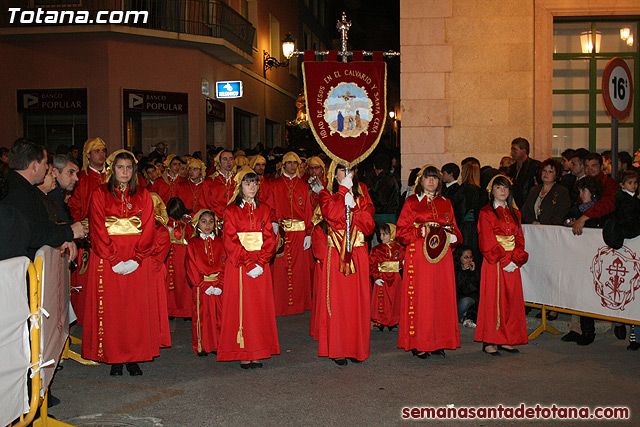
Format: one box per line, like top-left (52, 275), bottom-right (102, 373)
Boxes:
top-left (0, 167), bottom-right (34, 261)
top-left (499, 156), bottom-right (515, 175)
top-left (148, 142), bottom-right (167, 163)
top-left (603, 170), bottom-right (640, 250)
top-left (618, 151), bottom-right (634, 174)
top-left (69, 146), bottom-right (80, 161)
top-left (567, 148), bottom-right (589, 203)
top-left (522, 159), bottom-right (571, 226)
top-left (0, 146), bottom-right (9, 176)
top-left (571, 153), bottom-right (617, 236)
top-left (602, 150), bottom-right (612, 175)
top-left (559, 148), bottom-right (577, 190)
top-left (50, 154), bottom-right (79, 224)
top-left (397, 167), bottom-right (420, 216)
top-left (452, 161), bottom-right (486, 267)
top-left (37, 161), bottom-right (62, 223)
top-left (441, 162), bottom-right (460, 200)
top-left (1, 138), bottom-right (84, 260)
top-left (369, 153), bottom-right (400, 225)
top-left (453, 244), bottom-right (479, 329)
top-left (508, 137), bottom-right (541, 209)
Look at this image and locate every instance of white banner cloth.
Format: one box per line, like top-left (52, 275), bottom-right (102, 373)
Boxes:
top-left (521, 225), bottom-right (640, 322)
top-left (0, 256), bottom-right (30, 426)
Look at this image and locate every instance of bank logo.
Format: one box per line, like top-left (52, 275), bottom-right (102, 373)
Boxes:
top-left (324, 83), bottom-right (371, 138)
top-left (128, 93), bottom-right (144, 109)
top-left (23, 94), bottom-right (39, 109)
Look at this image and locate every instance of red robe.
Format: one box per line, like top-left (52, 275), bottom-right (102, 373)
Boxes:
top-left (217, 201), bottom-right (279, 361)
top-left (150, 224), bottom-right (172, 348)
top-left (176, 179), bottom-right (215, 213)
top-left (68, 167), bottom-right (106, 326)
top-left (165, 218), bottom-right (193, 318)
top-left (186, 235), bottom-right (225, 354)
top-left (396, 195), bottom-right (462, 353)
top-left (209, 172), bottom-right (235, 220)
top-left (309, 224), bottom-right (328, 339)
top-left (256, 176), bottom-right (273, 206)
top-left (81, 185), bottom-right (163, 363)
top-left (317, 184), bottom-right (375, 361)
top-left (147, 178), bottom-right (171, 204)
top-left (474, 204), bottom-right (529, 345)
top-left (268, 174), bottom-right (313, 315)
top-left (162, 173), bottom-right (186, 201)
top-left (369, 241), bottom-right (405, 327)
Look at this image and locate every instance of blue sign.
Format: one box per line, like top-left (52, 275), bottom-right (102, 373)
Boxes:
top-left (216, 81), bottom-right (243, 99)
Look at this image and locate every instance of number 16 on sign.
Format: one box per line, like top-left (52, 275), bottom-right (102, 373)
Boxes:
top-left (602, 57), bottom-right (634, 179)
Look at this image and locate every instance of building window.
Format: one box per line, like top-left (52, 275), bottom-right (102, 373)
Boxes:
top-left (23, 113), bottom-right (87, 154)
top-left (270, 14), bottom-right (281, 61)
top-left (265, 119), bottom-right (281, 148)
top-left (234, 108), bottom-right (257, 150)
top-left (553, 21), bottom-right (639, 157)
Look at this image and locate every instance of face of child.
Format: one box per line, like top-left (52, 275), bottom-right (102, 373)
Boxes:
top-left (242, 179), bottom-right (259, 200)
top-left (198, 214), bottom-right (215, 235)
top-left (579, 187), bottom-right (593, 204)
top-left (621, 177), bottom-right (638, 194)
top-left (460, 250), bottom-right (473, 269)
top-left (421, 175), bottom-right (439, 193)
top-left (380, 230), bottom-right (391, 244)
top-left (114, 159), bottom-right (133, 184)
top-left (493, 184), bottom-right (509, 203)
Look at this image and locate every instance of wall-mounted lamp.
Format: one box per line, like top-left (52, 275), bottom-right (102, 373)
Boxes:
top-left (580, 31), bottom-right (601, 54)
top-left (389, 111), bottom-right (395, 119)
top-left (264, 33), bottom-right (296, 76)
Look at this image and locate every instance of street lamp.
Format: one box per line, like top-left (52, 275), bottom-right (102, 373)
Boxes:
top-left (264, 33), bottom-right (296, 76)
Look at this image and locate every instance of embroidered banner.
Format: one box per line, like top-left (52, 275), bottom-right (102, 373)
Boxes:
top-left (521, 225), bottom-right (640, 322)
top-left (302, 60), bottom-right (387, 166)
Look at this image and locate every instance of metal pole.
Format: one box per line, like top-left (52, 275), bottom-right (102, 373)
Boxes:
top-left (337, 12), bottom-right (352, 252)
top-left (611, 117), bottom-right (619, 179)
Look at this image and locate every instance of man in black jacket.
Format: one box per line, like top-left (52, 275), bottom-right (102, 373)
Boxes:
top-left (370, 153), bottom-right (400, 225)
top-left (0, 138), bottom-right (84, 260)
top-left (508, 137), bottom-right (541, 209)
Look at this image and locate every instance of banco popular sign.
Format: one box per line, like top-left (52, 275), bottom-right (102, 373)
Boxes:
top-left (123, 89), bottom-right (188, 115)
top-left (18, 88), bottom-right (87, 113)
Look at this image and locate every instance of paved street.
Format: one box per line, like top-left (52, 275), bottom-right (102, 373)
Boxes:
top-left (49, 312), bottom-right (638, 426)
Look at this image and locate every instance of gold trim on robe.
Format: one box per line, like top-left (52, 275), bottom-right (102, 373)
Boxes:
top-left (280, 218), bottom-right (306, 232)
top-left (378, 261), bottom-right (400, 273)
top-left (327, 228), bottom-right (365, 275)
top-left (237, 232), bottom-right (263, 252)
top-left (105, 216), bottom-right (142, 235)
top-left (203, 273), bottom-right (220, 282)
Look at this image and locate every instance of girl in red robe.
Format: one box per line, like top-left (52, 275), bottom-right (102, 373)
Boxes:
top-left (370, 223), bottom-right (405, 331)
top-left (149, 193), bottom-right (172, 348)
top-left (317, 163), bottom-right (375, 365)
top-left (475, 175), bottom-right (529, 355)
top-left (309, 212), bottom-right (328, 339)
top-left (165, 197), bottom-right (194, 319)
top-left (82, 150), bottom-right (162, 376)
top-left (187, 210), bottom-right (225, 356)
top-left (218, 167), bottom-right (279, 369)
top-left (396, 165), bottom-right (462, 359)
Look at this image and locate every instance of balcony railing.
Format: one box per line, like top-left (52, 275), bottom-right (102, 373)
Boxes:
top-left (0, 0), bottom-right (256, 55)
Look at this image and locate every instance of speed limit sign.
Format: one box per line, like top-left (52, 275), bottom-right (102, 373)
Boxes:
top-left (602, 57), bottom-right (634, 120)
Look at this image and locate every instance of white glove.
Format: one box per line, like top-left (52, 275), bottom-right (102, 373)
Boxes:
top-left (375, 279), bottom-right (385, 287)
top-left (309, 178), bottom-right (324, 194)
top-left (246, 264), bottom-right (264, 278)
top-left (272, 222), bottom-right (279, 235)
top-left (344, 192), bottom-right (356, 208)
top-left (420, 226), bottom-right (426, 237)
top-left (340, 175), bottom-right (353, 190)
top-left (449, 234), bottom-right (458, 244)
top-left (212, 287), bottom-right (222, 296)
top-left (303, 236), bottom-right (312, 250)
top-left (503, 261), bottom-right (518, 273)
top-left (112, 261), bottom-right (127, 274)
top-left (122, 260), bottom-right (140, 275)
top-left (204, 286), bottom-right (216, 295)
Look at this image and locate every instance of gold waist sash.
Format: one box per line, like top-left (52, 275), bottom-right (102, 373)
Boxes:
top-left (496, 234), bottom-right (515, 252)
top-left (378, 261), bottom-right (400, 273)
top-left (237, 232), bottom-right (263, 252)
top-left (106, 216), bottom-right (142, 236)
top-left (327, 230), bottom-right (365, 248)
top-left (414, 221), bottom-right (453, 232)
top-left (204, 272), bottom-right (220, 282)
top-left (281, 218), bottom-right (306, 232)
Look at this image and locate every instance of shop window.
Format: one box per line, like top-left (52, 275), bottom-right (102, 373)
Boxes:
top-left (233, 108), bottom-right (257, 150)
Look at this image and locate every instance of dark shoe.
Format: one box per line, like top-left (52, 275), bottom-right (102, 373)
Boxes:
top-left (240, 362), bottom-right (252, 369)
top-left (333, 358), bottom-right (348, 366)
top-left (547, 311), bottom-right (558, 321)
top-left (47, 393), bottom-right (60, 408)
top-left (183, 317), bottom-right (192, 322)
top-left (388, 325), bottom-right (398, 331)
top-left (576, 334), bottom-right (595, 346)
top-left (497, 345), bottom-right (520, 354)
top-left (482, 343), bottom-right (500, 356)
top-left (627, 342), bottom-right (640, 351)
top-left (431, 349), bottom-right (446, 358)
top-left (125, 362), bottom-right (143, 376)
top-left (250, 362), bottom-right (263, 369)
top-left (410, 349), bottom-right (429, 359)
top-left (110, 364), bottom-right (123, 376)
top-left (614, 325), bottom-right (627, 340)
top-left (348, 358), bottom-right (363, 363)
top-left (373, 323), bottom-right (384, 332)
top-left (197, 351), bottom-right (208, 357)
top-left (561, 331), bottom-right (581, 342)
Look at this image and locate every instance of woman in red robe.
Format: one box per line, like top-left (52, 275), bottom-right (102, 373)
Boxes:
top-left (317, 163), bottom-right (375, 365)
top-left (187, 210), bottom-right (225, 356)
top-left (370, 223), bottom-right (405, 331)
top-left (396, 165), bottom-right (462, 359)
top-left (149, 193), bottom-right (172, 349)
top-left (165, 197), bottom-right (194, 319)
top-left (82, 150), bottom-right (162, 376)
top-left (218, 167), bottom-right (278, 369)
top-left (309, 212), bottom-right (328, 339)
top-left (475, 175), bottom-right (529, 355)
